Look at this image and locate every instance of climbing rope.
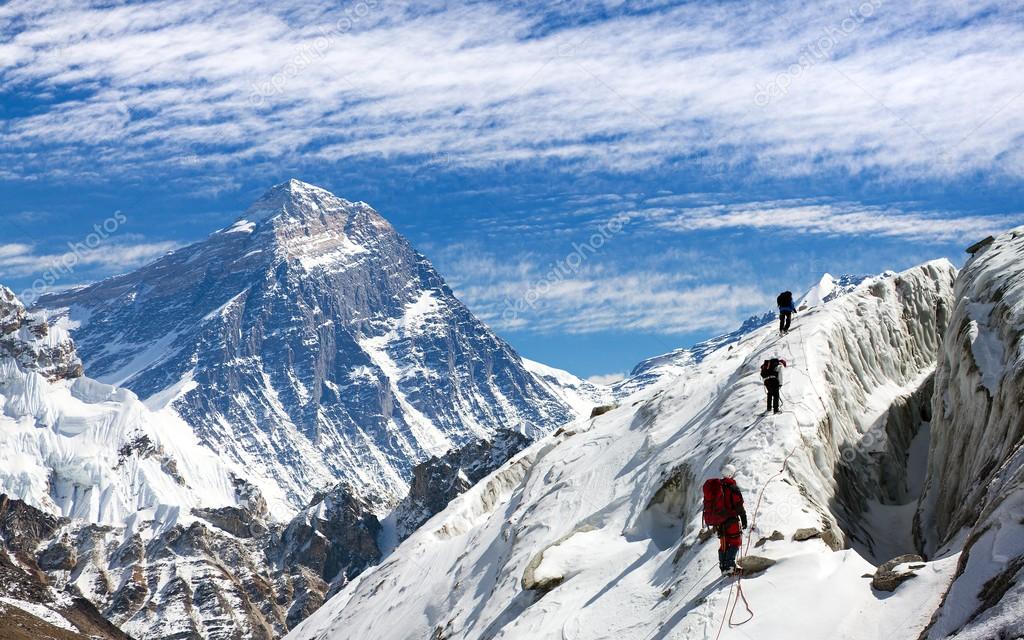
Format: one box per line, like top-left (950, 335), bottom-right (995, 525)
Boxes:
top-left (713, 414), bottom-right (800, 639)
top-left (673, 318), bottom-right (824, 639)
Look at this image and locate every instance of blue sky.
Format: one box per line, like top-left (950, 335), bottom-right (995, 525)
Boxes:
top-left (1, 1), bottom-right (1022, 381)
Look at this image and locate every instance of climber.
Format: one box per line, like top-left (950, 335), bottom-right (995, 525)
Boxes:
top-left (760, 357), bottom-right (787, 414)
top-left (702, 464), bottom-right (748, 576)
top-left (777, 290), bottom-right (797, 334)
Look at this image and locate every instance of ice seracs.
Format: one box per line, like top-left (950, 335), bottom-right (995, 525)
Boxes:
top-left (915, 226), bottom-right (1024, 640)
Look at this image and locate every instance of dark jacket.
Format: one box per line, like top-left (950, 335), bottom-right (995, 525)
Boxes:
top-left (761, 358), bottom-right (788, 386)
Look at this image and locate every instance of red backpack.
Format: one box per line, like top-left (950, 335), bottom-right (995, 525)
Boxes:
top-left (702, 478), bottom-right (739, 526)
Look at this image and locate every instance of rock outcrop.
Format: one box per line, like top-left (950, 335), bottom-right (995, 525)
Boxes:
top-left (394, 429), bottom-right (532, 538)
top-left (0, 286), bottom-right (82, 381)
top-left (0, 495), bottom-right (130, 640)
top-left (872, 554), bottom-right (924, 592)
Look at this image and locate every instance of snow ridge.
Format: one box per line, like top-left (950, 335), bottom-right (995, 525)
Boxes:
top-left (287, 261), bottom-right (959, 640)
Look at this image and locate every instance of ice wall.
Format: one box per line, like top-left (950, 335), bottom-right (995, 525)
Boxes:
top-left (917, 227), bottom-right (1024, 640)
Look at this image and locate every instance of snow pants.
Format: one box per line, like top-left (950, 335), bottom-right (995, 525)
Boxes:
top-left (765, 380), bottom-right (781, 413)
top-left (717, 519), bottom-right (742, 571)
top-left (779, 310), bottom-right (792, 332)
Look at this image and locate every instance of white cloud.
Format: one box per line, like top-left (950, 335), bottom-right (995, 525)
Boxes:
top-left (444, 249), bottom-right (773, 335)
top-left (0, 243), bottom-right (33, 259)
top-left (587, 372), bottom-right (627, 385)
top-left (0, 240), bottom-right (180, 279)
top-left (1, 1), bottom-right (1023, 180)
top-left (642, 199), bottom-right (1022, 242)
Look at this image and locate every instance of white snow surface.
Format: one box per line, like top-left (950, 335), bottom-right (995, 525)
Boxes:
top-left (288, 260), bottom-right (959, 640)
top-left (798, 272), bottom-right (837, 309)
top-left (964, 302), bottom-right (1005, 395)
top-left (0, 363), bottom-right (238, 526)
top-left (521, 358), bottom-right (613, 416)
top-left (0, 596), bottom-right (78, 631)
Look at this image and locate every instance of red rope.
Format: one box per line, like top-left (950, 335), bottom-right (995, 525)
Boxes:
top-left (729, 579), bottom-right (753, 626)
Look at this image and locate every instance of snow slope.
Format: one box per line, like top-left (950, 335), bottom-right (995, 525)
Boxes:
top-left (288, 261), bottom-right (958, 640)
top-left (521, 358), bottom-right (612, 416)
top-left (613, 274), bottom-right (869, 398)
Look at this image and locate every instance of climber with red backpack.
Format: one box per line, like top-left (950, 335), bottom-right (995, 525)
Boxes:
top-left (760, 357), bottom-right (787, 414)
top-left (702, 464), bottom-right (748, 576)
top-left (777, 290), bottom-right (797, 334)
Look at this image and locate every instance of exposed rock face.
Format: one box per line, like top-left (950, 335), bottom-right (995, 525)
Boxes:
top-left (393, 430), bottom-right (532, 538)
top-left (755, 531), bottom-right (785, 547)
top-left (0, 495), bottom-right (130, 640)
top-left (0, 286), bottom-right (82, 381)
top-left (276, 484), bottom-right (383, 599)
top-left (916, 227), bottom-right (1024, 640)
top-left (38, 180), bottom-right (577, 511)
top-left (589, 405), bottom-right (616, 418)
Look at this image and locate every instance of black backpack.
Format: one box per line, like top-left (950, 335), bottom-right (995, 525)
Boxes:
top-left (760, 359), bottom-right (779, 379)
top-left (777, 291), bottom-right (793, 308)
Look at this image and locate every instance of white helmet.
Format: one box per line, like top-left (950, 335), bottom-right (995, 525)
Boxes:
top-left (721, 464), bottom-right (737, 478)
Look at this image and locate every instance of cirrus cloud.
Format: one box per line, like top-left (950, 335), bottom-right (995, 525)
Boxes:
top-left (0, 0), bottom-right (1022, 183)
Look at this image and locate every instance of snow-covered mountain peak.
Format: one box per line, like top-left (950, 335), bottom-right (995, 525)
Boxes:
top-left (238, 178), bottom-right (374, 227)
top-left (217, 179), bottom-right (399, 273)
top-left (26, 181), bottom-right (584, 637)
top-left (798, 272), bottom-right (872, 309)
top-left (38, 181), bottom-right (577, 514)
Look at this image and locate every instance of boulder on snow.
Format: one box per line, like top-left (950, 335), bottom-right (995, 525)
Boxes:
top-left (792, 527), bottom-right (821, 542)
top-left (522, 526), bottom-right (596, 594)
top-left (736, 555), bottom-right (776, 575)
top-left (871, 555), bottom-right (924, 592)
top-left (754, 531), bottom-right (784, 547)
top-left (590, 404), bottom-right (616, 418)
top-left (964, 235), bottom-right (994, 255)
top-left (820, 525), bottom-right (844, 551)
